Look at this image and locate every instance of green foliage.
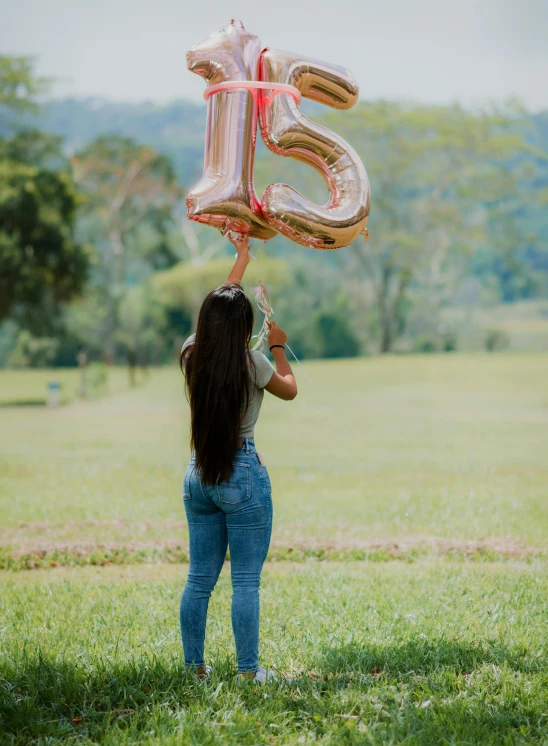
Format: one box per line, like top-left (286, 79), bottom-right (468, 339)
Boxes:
top-left (0, 55), bottom-right (49, 124)
top-left (24, 98), bottom-right (548, 296)
top-left (115, 284), bottom-right (168, 379)
top-left (256, 100), bottom-right (548, 352)
top-left (71, 135), bottom-right (181, 362)
top-left (411, 333), bottom-right (440, 354)
top-left (86, 361), bottom-right (109, 396)
top-left (0, 133), bottom-right (91, 328)
top-left (293, 298), bottom-right (361, 360)
top-left (485, 328), bottom-right (510, 352)
top-left (316, 309), bottom-right (360, 359)
top-left (410, 329), bottom-right (458, 354)
top-left (2, 82), bottom-right (547, 364)
top-left (154, 256), bottom-right (291, 334)
top-left (48, 287), bottom-right (111, 368)
top-left (441, 330), bottom-right (458, 352)
top-left (0, 320), bottom-right (18, 367)
top-left (0, 58), bottom-right (90, 335)
top-left (0, 128), bottom-right (64, 166)
top-left (73, 135), bottom-right (179, 242)
top-left (269, 261), bottom-right (364, 359)
top-left (6, 330), bottom-right (58, 368)
top-left (155, 255), bottom-right (361, 361)
top-left (325, 102), bottom-right (539, 351)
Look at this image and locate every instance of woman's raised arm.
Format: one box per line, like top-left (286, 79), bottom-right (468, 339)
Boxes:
top-left (225, 234), bottom-right (251, 286)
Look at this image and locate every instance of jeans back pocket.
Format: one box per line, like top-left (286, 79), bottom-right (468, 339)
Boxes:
top-left (217, 462), bottom-right (251, 504)
top-left (183, 467), bottom-right (193, 501)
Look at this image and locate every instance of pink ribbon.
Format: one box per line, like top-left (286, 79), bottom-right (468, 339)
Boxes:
top-left (204, 80), bottom-right (302, 105)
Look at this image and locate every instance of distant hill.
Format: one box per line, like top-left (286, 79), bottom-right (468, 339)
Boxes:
top-left (32, 97), bottom-right (208, 185)
top-left (26, 97), bottom-right (548, 185)
top-left (27, 96), bottom-right (329, 188)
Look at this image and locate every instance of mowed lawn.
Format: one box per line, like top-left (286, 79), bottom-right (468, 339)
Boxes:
top-left (1, 354), bottom-right (547, 553)
top-left (1, 354), bottom-right (548, 744)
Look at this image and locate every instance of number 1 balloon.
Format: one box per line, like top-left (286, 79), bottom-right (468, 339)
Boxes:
top-left (186, 21), bottom-right (275, 240)
top-left (186, 20), bottom-right (370, 250)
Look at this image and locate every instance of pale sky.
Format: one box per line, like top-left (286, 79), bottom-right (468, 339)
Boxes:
top-left (1, 0), bottom-right (547, 110)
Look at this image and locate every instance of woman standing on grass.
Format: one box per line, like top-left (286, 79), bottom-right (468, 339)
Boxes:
top-left (179, 234), bottom-right (297, 682)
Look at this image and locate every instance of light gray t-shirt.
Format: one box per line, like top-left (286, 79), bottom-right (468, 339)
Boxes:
top-left (181, 334), bottom-right (274, 439)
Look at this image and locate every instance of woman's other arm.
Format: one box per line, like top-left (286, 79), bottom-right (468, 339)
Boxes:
top-left (264, 322), bottom-right (298, 401)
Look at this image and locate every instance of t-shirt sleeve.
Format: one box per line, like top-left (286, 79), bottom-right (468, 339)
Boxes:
top-left (181, 333), bottom-right (196, 357)
top-left (250, 349), bottom-right (275, 389)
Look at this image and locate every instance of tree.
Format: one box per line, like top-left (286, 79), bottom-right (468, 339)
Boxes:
top-left (7, 330), bottom-right (58, 368)
top-left (316, 301), bottom-right (361, 359)
top-left (0, 131), bottom-right (90, 329)
top-left (0, 55), bottom-right (49, 122)
top-left (115, 284), bottom-right (167, 384)
top-left (0, 57), bottom-right (90, 334)
top-left (72, 135), bottom-right (181, 358)
top-left (154, 256), bottom-right (291, 335)
top-left (320, 102), bottom-right (535, 352)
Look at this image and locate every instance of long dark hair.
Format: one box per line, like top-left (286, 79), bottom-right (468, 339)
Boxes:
top-left (180, 284), bottom-right (255, 485)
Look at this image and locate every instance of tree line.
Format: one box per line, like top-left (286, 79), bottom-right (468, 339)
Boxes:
top-left (1, 55), bottom-right (547, 375)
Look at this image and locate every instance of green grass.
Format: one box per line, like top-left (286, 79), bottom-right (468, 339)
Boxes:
top-left (1, 562), bottom-right (547, 744)
top-left (1, 354), bottom-right (547, 743)
top-left (443, 299), bottom-right (548, 352)
top-left (1, 355), bottom-right (547, 553)
top-left (0, 367), bottom-right (135, 408)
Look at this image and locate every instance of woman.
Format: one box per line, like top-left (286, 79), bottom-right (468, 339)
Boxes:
top-left (179, 234), bottom-right (297, 682)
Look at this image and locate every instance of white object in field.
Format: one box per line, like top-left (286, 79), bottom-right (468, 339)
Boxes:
top-left (47, 381), bottom-right (61, 408)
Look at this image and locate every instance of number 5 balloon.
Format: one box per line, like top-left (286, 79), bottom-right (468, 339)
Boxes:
top-left (259, 50), bottom-right (370, 249)
top-left (186, 20), bottom-right (370, 249)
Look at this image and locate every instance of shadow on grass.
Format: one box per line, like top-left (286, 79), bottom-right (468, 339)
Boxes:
top-left (0, 399), bottom-right (46, 408)
top-left (308, 638), bottom-right (547, 744)
top-left (1, 639), bottom-right (546, 744)
top-left (316, 636), bottom-right (542, 678)
top-left (0, 654), bottom-right (204, 742)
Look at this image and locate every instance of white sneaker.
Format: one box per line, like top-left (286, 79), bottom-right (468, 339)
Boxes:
top-left (197, 665), bottom-right (212, 680)
top-left (235, 665), bottom-right (278, 684)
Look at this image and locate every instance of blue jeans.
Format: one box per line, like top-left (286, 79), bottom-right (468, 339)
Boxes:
top-left (180, 438), bottom-right (273, 673)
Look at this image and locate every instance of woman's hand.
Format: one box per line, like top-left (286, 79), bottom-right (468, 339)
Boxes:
top-left (225, 234), bottom-right (251, 285)
top-left (267, 321), bottom-right (287, 349)
top-left (228, 234), bottom-right (251, 265)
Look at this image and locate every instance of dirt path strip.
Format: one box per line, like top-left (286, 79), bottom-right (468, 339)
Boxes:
top-left (1, 537), bottom-right (545, 571)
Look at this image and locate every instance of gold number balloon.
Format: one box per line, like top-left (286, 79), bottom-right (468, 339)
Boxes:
top-left (186, 21), bottom-right (276, 240)
top-left (259, 50), bottom-right (370, 249)
top-left (186, 21), bottom-right (370, 249)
